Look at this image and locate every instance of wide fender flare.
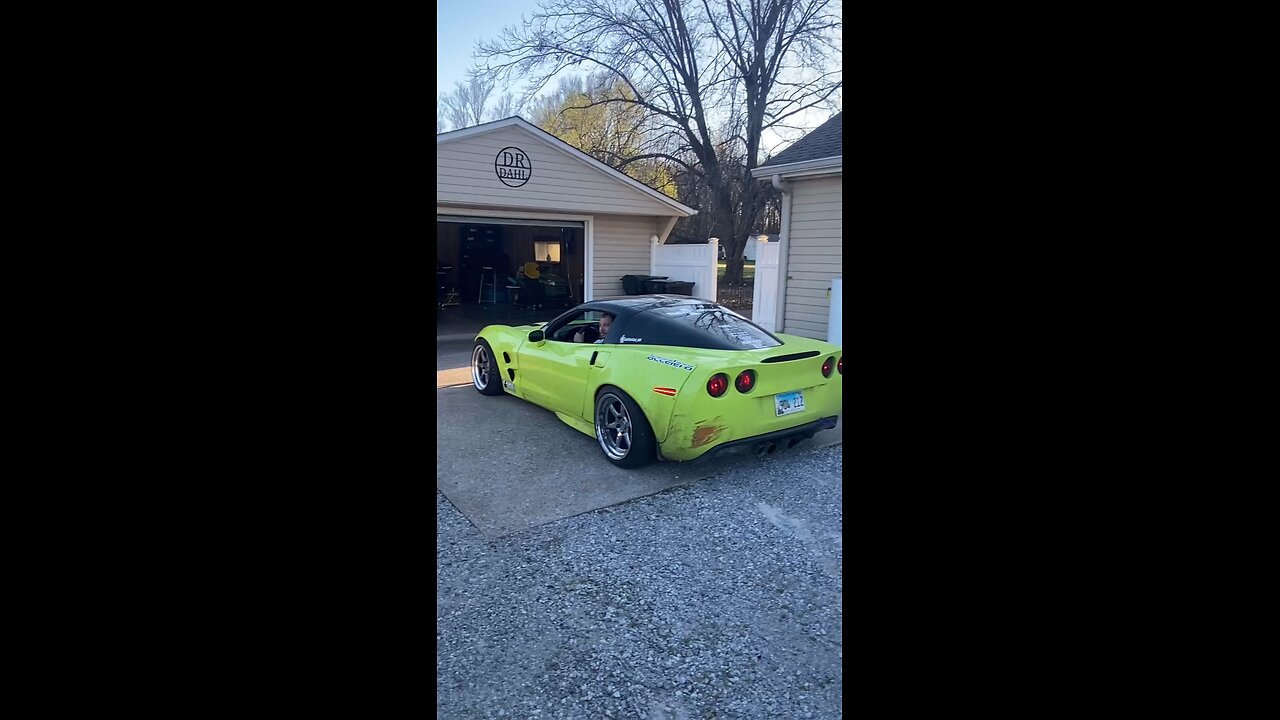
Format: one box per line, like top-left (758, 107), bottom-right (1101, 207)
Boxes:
top-left (476, 325), bottom-right (530, 394)
top-left (588, 351), bottom-right (695, 444)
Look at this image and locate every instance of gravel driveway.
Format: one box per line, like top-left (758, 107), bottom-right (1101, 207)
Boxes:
top-left (437, 445), bottom-right (842, 719)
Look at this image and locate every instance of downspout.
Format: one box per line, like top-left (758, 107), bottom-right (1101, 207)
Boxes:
top-left (772, 174), bottom-right (792, 333)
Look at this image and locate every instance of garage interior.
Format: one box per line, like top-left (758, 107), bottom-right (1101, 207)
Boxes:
top-left (436, 217), bottom-right (586, 313)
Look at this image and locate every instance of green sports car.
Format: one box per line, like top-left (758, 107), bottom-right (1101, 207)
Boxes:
top-left (471, 295), bottom-right (842, 468)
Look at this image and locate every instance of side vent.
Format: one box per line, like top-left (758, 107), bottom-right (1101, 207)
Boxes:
top-left (507, 369), bottom-right (516, 381)
top-left (762, 350), bottom-right (821, 363)
top-left (503, 352), bottom-right (511, 363)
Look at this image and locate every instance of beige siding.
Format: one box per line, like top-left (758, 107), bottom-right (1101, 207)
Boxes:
top-left (783, 175), bottom-right (842, 340)
top-left (592, 215), bottom-right (659, 299)
top-left (438, 127), bottom-right (677, 216)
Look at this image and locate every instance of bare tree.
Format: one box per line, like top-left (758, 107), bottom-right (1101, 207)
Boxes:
top-left (477, 0), bottom-right (841, 284)
top-left (437, 93), bottom-right (451, 132)
top-left (441, 73), bottom-right (497, 130)
top-left (441, 90), bottom-right (468, 131)
top-left (489, 92), bottom-right (516, 121)
top-left (531, 71), bottom-right (676, 197)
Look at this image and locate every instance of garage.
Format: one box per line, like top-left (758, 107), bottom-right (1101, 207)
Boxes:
top-left (436, 117), bottom-right (697, 318)
top-left (436, 216), bottom-right (586, 310)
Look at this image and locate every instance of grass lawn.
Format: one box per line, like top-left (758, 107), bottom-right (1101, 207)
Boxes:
top-left (717, 261), bottom-right (755, 283)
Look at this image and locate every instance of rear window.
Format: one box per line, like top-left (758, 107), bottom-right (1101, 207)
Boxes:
top-left (635, 303), bottom-right (782, 350)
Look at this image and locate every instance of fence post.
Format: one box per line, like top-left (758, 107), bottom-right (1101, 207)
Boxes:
top-left (751, 237), bottom-right (779, 331)
top-left (707, 237), bottom-right (719, 300)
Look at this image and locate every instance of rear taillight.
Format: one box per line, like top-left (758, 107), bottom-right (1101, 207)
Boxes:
top-left (707, 373), bottom-right (729, 397)
top-left (821, 357), bottom-right (834, 377)
top-left (735, 370), bottom-right (756, 393)
top-left (837, 357), bottom-right (843, 374)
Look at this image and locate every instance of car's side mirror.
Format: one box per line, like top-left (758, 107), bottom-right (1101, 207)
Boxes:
top-left (528, 330), bottom-right (545, 343)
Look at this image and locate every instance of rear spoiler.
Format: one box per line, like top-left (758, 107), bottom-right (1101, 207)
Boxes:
top-left (761, 350), bottom-right (820, 363)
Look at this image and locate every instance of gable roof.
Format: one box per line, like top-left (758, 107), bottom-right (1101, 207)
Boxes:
top-left (756, 112), bottom-right (842, 172)
top-left (437, 116), bottom-right (696, 217)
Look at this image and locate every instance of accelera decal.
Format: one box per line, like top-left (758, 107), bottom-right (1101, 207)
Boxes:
top-left (646, 354), bottom-right (695, 372)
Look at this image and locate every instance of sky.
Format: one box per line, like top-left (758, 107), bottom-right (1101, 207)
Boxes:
top-left (436, 0), bottom-right (839, 154)
top-left (437, 0), bottom-right (539, 98)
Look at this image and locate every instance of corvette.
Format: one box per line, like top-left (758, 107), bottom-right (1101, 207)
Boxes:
top-left (470, 295), bottom-right (842, 468)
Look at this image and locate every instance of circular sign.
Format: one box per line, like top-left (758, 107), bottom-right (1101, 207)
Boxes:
top-left (495, 146), bottom-right (532, 187)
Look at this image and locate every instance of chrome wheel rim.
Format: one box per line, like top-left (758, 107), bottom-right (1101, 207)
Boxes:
top-left (595, 393), bottom-right (632, 460)
top-left (472, 345), bottom-right (491, 390)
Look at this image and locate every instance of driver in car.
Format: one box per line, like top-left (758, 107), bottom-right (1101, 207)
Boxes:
top-left (573, 312), bottom-right (614, 344)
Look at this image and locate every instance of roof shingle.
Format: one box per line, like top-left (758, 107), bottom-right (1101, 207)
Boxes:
top-left (758, 112), bottom-right (842, 168)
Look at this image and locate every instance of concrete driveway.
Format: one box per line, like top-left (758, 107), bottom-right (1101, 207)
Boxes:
top-left (437, 337), bottom-right (842, 538)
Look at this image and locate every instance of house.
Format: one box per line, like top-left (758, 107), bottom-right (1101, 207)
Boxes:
top-left (750, 112), bottom-right (841, 342)
top-left (437, 117), bottom-right (697, 305)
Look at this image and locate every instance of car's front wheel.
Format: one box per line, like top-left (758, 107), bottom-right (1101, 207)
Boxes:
top-left (472, 339), bottom-right (504, 396)
top-left (594, 387), bottom-right (655, 468)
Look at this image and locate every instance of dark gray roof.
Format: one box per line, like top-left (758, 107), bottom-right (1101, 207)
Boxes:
top-left (758, 113), bottom-right (842, 168)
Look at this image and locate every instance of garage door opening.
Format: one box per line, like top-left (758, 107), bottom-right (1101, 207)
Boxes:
top-left (436, 217), bottom-right (585, 312)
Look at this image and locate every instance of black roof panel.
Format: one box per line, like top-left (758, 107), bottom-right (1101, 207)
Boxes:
top-left (576, 295), bottom-right (782, 350)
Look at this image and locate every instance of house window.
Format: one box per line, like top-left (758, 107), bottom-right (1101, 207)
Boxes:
top-left (534, 241), bottom-right (562, 263)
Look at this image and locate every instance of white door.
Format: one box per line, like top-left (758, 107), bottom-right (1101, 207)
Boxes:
top-left (827, 277), bottom-right (842, 345)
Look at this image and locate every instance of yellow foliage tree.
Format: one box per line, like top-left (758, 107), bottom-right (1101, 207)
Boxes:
top-left (531, 73), bottom-right (678, 199)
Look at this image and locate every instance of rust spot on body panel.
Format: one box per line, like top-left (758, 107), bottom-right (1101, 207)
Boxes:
top-left (691, 423), bottom-right (726, 448)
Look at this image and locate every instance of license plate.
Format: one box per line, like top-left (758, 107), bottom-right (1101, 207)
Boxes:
top-left (775, 390), bottom-right (805, 417)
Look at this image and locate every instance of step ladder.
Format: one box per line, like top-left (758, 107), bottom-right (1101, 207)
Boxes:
top-left (477, 266), bottom-right (497, 304)
top-left (440, 266), bottom-right (461, 307)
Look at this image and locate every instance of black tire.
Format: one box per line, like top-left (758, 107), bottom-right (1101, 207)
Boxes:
top-left (472, 339), bottom-right (504, 396)
top-left (594, 386), bottom-right (656, 468)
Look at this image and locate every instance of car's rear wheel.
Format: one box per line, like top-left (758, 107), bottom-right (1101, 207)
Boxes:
top-left (472, 339), bottom-right (503, 395)
top-left (594, 387), bottom-right (655, 468)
